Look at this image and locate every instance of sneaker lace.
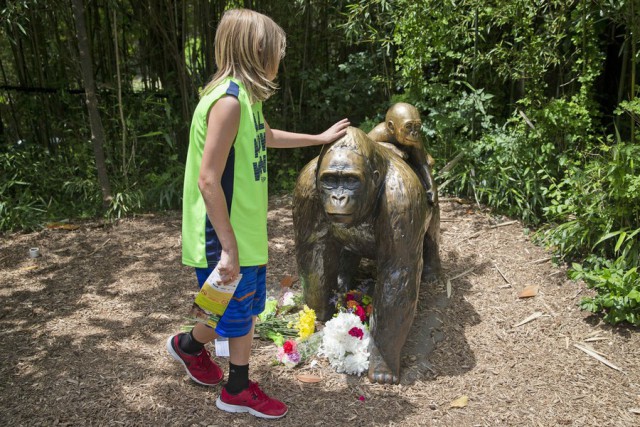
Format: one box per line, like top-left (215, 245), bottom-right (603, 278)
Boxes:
top-left (194, 348), bottom-right (213, 371)
top-left (249, 381), bottom-right (269, 401)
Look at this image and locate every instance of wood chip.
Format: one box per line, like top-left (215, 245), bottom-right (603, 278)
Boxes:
top-left (445, 268), bottom-right (476, 298)
top-left (629, 408), bottom-right (640, 415)
top-left (450, 267), bottom-right (475, 281)
top-left (89, 238), bottom-right (111, 256)
top-left (526, 256), bottom-right (553, 265)
top-left (573, 343), bottom-right (624, 373)
top-left (296, 374), bottom-right (322, 383)
top-left (489, 220), bottom-right (518, 229)
top-left (46, 222), bottom-right (80, 230)
top-left (583, 337), bottom-right (607, 343)
top-left (450, 395), bottom-right (469, 408)
top-left (493, 261), bottom-right (510, 284)
top-left (514, 311), bottom-right (545, 327)
top-left (518, 285), bottom-right (539, 298)
top-left (280, 275), bottom-right (298, 288)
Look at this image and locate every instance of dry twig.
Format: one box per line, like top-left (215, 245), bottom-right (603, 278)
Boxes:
top-left (489, 220), bottom-right (518, 229)
top-left (573, 343), bottom-right (624, 373)
top-left (89, 238), bottom-right (111, 256)
top-left (492, 261), bottom-right (510, 284)
top-left (514, 311), bottom-right (545, 327)
top-left (445, 268), bottom-right (475, 299)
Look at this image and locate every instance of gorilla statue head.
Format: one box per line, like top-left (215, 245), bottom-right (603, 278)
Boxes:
top-left (316, 127), bottom-right (386, 226)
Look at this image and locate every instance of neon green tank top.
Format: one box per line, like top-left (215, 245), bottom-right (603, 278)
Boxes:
top-left (182, 77), bottom-right (268, 268)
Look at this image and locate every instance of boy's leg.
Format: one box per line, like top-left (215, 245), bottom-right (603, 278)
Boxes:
top-left (224, 317), bottom-right (255, 394)
top-left (192, 322), bottom-right (218, 344)
top-left (166, 267), bottom-right (224, 386)
top-left (216, 266), bottom-right (288, 419)
top-left (229, 317), bottom-right (256, 366)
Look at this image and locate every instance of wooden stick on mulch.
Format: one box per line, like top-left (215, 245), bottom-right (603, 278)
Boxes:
top-left (527, 256), bottom-right (553, 265)
top-left (454, 221), bottom-right (520, 246)
top-left (513, 311), bottom-right (546, 327)
top-left (493, 261), bottom-right (510, 285)
top-left (446, 267), bottom-right (476, 298)
top-left (573, 343), bottom-right (624, 373)
top-left (489, 220), bottom-right (518, 229)
top-left (89, 238), bottom-right (111, 256)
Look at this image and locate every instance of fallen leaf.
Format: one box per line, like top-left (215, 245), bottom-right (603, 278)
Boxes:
top-left (19, 265), bottom-right (38, 271)
top-left (518, 285), bottom-right (539, 298)
top-left (46, 222), bottom-right (80, 231)
top-left (629, 408), bottom-right (640, 415)
top-left (280, 275), bottom-right (298, 288)
top-left (450, 395), bottom-right (468, 408)
top-left (295, 374), bottom-right (322, 383)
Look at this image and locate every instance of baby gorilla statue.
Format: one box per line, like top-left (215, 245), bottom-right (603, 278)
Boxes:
top-left (293, 127), bottom-right (441, 384)
top-left (368, 102), bottom-right (441, 280)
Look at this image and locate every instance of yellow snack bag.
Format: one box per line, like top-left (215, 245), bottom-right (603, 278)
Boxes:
top-left (190, 268), bottom-right (242, 328)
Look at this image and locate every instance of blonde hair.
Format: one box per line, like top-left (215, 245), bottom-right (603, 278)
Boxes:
top-left (201, 9), bottom-right (286, 103)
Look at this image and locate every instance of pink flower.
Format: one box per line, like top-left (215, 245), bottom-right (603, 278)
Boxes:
top-left (358, 395), bottom-right (366, 402)
top-left (348, 326), bottom-right (364, 340)
top-left (355, 305), bottom-right (366, 322)
top-left (346, 293), bottom-right (355, 301)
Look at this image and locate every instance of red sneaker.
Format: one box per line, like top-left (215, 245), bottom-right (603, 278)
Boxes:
top-left (166, 334), bottom-right (223, 386)
top-left (216, 381), bottom-right (288, 419)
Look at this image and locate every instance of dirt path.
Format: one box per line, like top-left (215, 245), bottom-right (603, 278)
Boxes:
top-left (1, 196), bottom-right (638, 426)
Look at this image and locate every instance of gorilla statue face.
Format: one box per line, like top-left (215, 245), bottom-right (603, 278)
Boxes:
top-left (394, 118), bottom-right (422, 147)
top-left (317, 146), bottom-right (378, 225)
top-left (385, 102), bottom-right (422, 148)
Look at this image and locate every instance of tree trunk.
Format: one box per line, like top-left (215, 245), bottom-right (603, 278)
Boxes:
top-left (71, 0), bottom-right (112, 207)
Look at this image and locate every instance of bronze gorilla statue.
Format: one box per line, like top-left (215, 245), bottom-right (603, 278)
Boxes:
top-left (293, 127), bottom-right (441, 384)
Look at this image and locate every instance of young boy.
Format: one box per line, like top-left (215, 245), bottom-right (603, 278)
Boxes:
top-left (166, 8), bottom-right (349, 419)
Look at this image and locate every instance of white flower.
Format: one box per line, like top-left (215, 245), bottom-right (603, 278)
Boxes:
top-left (319, 312), bottom-right (370, 375)
top-left (279, 291), bottom-right (295, 307)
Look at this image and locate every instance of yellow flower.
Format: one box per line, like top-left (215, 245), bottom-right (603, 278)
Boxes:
top-left (296, 305), bottom-right (316, 340)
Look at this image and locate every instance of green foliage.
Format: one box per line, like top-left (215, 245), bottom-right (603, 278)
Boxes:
top-left (268, 50), bottom-right (390, 193)
top-left (571, 257), bottom-right (640, 326)
top-left (0, 143), bottom-right (100, 232)
top-left (540, 140), bottom-right (640, 263)
top-left (143, 156), bottom-right (184, 210)
top-left (106, 190), bottom-right (143, 220)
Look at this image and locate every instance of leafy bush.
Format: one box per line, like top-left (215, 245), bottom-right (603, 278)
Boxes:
top-left (0, 143), bottom-right (100, 231)
top-left (106, 190), bottom-right (143, 220)
top-left (540, 140), bottom-right (640, 264)
top-left (571, 257), bottom-right (640, 326)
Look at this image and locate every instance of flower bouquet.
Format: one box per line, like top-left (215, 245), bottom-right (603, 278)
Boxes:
top-left (319, 312), bottom-right (370, 375)
top-left (334, 289), bottom-right (373, 325)
top-left (256, 295), bottom-right (320, 369)
top-left (319, 288), bottom-right (374, 375)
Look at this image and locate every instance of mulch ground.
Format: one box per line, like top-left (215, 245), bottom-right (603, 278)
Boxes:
top-left (1, 195), bottom-right (638, 426)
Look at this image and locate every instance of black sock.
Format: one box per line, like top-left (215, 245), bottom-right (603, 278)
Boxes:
top-left (178, 330), bottom-right (205, 355)
top-left (225, 363), bottom-right (249, 394)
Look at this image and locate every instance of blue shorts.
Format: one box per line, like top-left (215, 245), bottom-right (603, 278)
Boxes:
top-left (195, 265), bottom-right (266, 338)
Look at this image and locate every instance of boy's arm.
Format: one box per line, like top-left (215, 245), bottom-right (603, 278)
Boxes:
top-left (198, 95), bottom-right (241, 284)
top-left (265, 118), bottom-right (350, 148)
